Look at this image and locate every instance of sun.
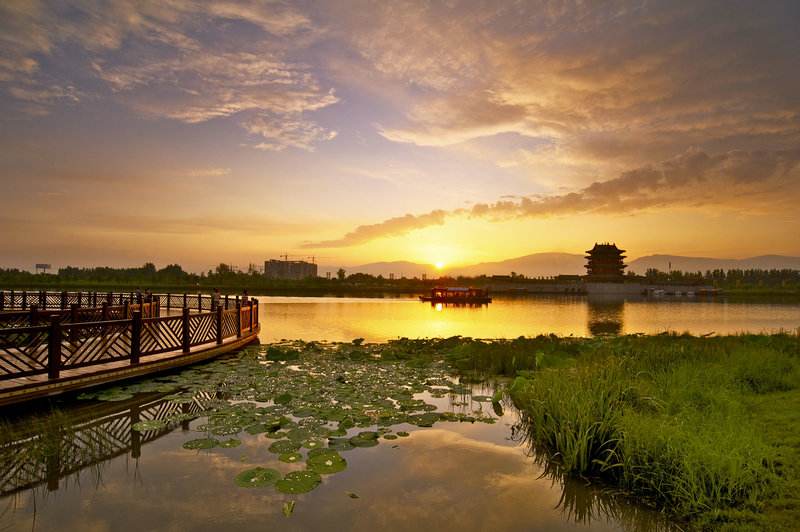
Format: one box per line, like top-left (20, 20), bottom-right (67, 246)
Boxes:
top-left (434, 261), bottom-right (446, 270)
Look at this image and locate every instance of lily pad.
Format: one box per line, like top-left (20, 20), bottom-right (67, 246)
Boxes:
top-left (183, 438), bottom-right (218, 450)
top-left (279, 452), bottom-right (302, 463)
top-left (235, 467), bottom-right (281, 488)
top-left (307, 451), bottom-right (347, 474)
top-left (268, 439), bottom-right (301, 454)
top-left (350, 431), bottom-right (379, 448)
top-left (275, 470), bottom-right (322, 494)
top-left (219, 438), bottom-right (242, 448)
top-left (471, 395), bottom-right (493, 402)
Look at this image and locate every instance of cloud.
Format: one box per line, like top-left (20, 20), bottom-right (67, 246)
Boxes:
top-left (0, 0), bottom-right (338, 150)
top-left (243, 108), bottom-right (338, 151)
top-left (303, 148), bottom-right (800, 248)
top-left (329, 1), bottom-right (800, 171)
top-left (302, 209), bottom-right (450, 248)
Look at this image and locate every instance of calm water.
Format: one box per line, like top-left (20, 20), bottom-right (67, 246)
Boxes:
top-left (0, 346), bottom-right (670, 532)
top-left (3, 295), bottom-right (794, 531)
top-left (258, 295), bottom-right (800, 342)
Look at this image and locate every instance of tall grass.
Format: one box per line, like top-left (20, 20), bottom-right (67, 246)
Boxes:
top-left (507, 333), bottom-right (800, 521)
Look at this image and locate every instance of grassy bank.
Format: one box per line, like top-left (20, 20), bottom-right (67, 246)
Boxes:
top-left (437, 334), bottom-right (799, 530)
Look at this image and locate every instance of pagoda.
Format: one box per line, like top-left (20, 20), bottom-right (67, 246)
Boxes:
top-left (585, 243), bottom-right (627, 281)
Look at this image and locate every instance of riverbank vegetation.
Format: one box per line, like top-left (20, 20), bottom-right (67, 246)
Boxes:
top-left (436, 334), bottom-right (799, 531)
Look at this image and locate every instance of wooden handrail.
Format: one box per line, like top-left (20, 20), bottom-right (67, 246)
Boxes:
top-left (0, 293), bottom-right (260, 382)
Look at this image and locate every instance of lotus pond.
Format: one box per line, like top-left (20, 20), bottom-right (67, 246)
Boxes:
top-left (0, 341), bottom-right (671, 531)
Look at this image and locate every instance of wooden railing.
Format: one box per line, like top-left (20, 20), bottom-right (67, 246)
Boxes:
top-left (0, 290), bottom-right (251, 313)
top-left (0, 293), bottom-right (259, 382)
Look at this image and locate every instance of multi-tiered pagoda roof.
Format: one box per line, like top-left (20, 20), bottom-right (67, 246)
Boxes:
top-left (585, 243), bottom-right (627, 281)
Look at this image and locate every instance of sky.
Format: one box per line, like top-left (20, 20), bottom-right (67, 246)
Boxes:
top-left (1, 0), bottom-right (799, 272)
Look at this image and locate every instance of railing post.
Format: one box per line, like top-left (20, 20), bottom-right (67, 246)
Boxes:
top-left (224, 294), bottom-right (229, 310)
top-left (48, 316), bottom-right (61, 379)
top-left (39, 290), bottom-right (46, 309)
top-left (92, 291), bottom-right (97, 307)
top-left (197, 292), bottom-right (202, 312)
top-left (60, 290), bottom-right (67, 310)
top-left (166, 293), bottom-right (171, 311)
top-left (249, 301), bottom-right (254, 331)
top-left (29, 304), bottom-right (39, 326)
top-left (9, 290), bottom-right (14, 309)
top-left (236, 303), bottom-right (242, 338)
top-left (131, 310), bottom-right (141, 365)
top-left (107, 292), bottom-right (113, 305)
top-left (183, 293), bottom-right (187, 309)
top-left (0, 290), bottom-right (4, 311)
top-left (182, 306), bottom-right (190, 353)
top-left (216, 306), bottom-right (223, 345)
top-left (123, 300), bottom-right (130, 319)
top-left (22, 291), bottom-right (28, 310)
top-left (77, 291), bottom-right (82, 307)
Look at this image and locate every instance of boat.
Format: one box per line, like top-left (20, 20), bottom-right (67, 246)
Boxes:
top-left (419, 287), bottom-right (492, 304)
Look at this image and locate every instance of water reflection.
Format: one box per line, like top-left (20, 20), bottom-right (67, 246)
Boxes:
top-left (511, 413), bottom-right (675, 532)
top-left (0, 391), bottom-right (216, 498)
top-left (1, 373), bottom-right (674, 531)
top-left (586, 296), bottom-right (625, 336)
top-left (258, 295), bottom-right (800, 342)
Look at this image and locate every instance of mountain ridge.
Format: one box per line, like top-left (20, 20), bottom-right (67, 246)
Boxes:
top-left (320, 253), bottom-right (800, 278)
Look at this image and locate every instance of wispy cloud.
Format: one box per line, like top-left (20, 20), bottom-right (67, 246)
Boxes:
top-left (0, 0), bottom-right (338, 150)
top-left (301, 210), bottom-right (449, 248)
top-left (303, 148), bottom-right (800, 248)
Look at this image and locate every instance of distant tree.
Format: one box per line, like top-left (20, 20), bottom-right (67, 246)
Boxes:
top-left (337, 268), bottom-right (346, 281)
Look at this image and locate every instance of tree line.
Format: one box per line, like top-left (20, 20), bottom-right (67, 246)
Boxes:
top-left (1, 263), bottom-right (799, 291)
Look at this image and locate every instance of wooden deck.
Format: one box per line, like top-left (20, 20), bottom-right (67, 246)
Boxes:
top-left (0, 290), bottom-right (261, 408)
top-left (0, 326), bottom-right (259, 407)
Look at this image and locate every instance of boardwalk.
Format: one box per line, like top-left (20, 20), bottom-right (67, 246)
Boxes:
top-left (0, 290), bottom-right (260, 407)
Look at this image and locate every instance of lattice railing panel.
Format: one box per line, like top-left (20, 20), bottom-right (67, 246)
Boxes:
top-left (61, 322), bottom-right (132, 369)
top-left (141, 317), bottom-right (183, 355)
top-left (189, 313), bottom-right (216, 346)
top-left (222, 310), bottom-right (237, 338)
top-left (0, 326), bottom-right (49, 380)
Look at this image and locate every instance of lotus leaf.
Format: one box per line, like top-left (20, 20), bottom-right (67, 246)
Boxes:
top-left (268, 439), bottom-right (301, 454)
top-left (275, 470), bottom-right (322, 494)
top-left (183, 438), bottom-right (218, 450)
top-left (235, 467), bottom-right (281, 488)
top-left (307, 451), bottom-right (347, 474)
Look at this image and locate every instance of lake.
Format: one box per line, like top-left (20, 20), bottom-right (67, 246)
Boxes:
top-left (3, 294), bottom-right (795, 531)
top-left (257, 295), bottom-right (800, 342)
top-left (0, 342), bottom-right (671, 531)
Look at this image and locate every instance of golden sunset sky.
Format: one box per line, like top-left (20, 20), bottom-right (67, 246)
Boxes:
top-left (1, 1), bottom-right (799, 271)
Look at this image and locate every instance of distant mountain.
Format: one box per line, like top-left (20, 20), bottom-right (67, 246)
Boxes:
top-left (318, 253), bottom-right (800, 280)
top-left (628, 254), bottom-right (800, 274)
top-left (448, 253), bottom-right (586, 278)
top-left (320, 261), bottom-right (436, 278)
top-left (323, 253), bottom-right (586, 279)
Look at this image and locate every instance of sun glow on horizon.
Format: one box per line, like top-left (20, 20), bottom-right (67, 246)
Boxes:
top-left (434, 261), bottom-right (446, 270)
